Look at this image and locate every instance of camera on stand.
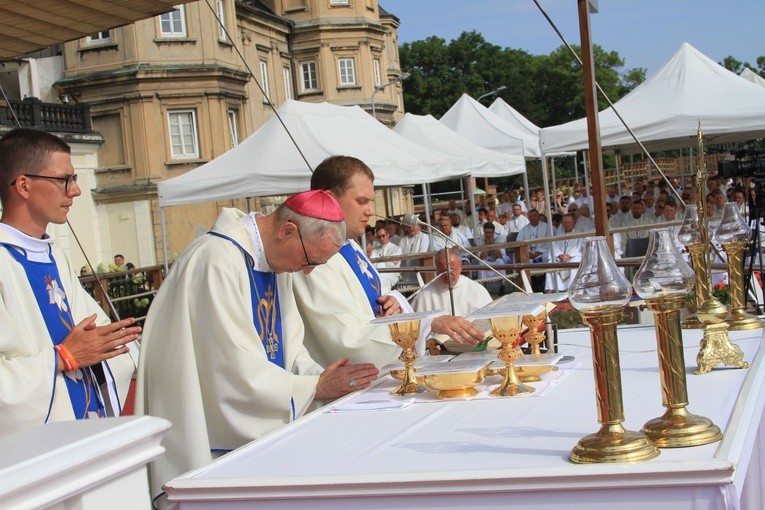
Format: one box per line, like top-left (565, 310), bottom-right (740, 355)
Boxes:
top-left (718, 148), bottom-right (765, 218)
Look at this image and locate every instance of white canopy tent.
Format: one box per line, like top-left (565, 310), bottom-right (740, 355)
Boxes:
top-left (488, 98), bottom-right (544, 155)
top-left (439, 93), bottom-right (536, 158)
top-left (540, 42), bottom-right (765, 154)
top-left (394, 113), bottom-right (526, 178)
top-left (158, 100), bottom-right (471, 207)
top-left (741, 67), bottom-right (765, 88)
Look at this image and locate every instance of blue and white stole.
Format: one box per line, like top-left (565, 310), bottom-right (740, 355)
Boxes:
top-left (208, 232), bottom-right (284, 368)
top-left (339, 241), bottom-right (381, 315)
top-left (2, 244), bottom-right (105, 420)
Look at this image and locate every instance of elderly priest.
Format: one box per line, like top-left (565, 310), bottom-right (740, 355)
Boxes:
top-left (136, 190), bottom-right (378, 501)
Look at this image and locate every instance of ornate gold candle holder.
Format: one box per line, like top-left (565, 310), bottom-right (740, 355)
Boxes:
top-left (717, 202), bottom-right (764, 331)
top-left (388, 320), bottom-right (427, 396)
top-left (522, 312), bottom-right (547, 355)
top-left (642, 296), bottom-right (722, 447)
top-left (568, 236), bottom-right (659, 464)
top-left (570, 306), bottom-right (660, 463)
top-left (488, 315), bottom-right (534, 397)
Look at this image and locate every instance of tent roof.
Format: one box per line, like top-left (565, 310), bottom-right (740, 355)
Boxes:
top-left (489, 98), bottom-right (575, 157)
top-left (158, 100), bottom-right (471, 207)
top-left (439, 94), bottom-right (537, 159)
top-left (741, 68), bottom-right (765, 88)
top-left (0, 1), bottom-right (191, 58)
top-left (539, 43), bottom-right (765, 154)
top-left (394, 113), bottom-right (525, 178)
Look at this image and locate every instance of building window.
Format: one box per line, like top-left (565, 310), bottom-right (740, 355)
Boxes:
top-left (283, 68), bottom-right (293, 100)
top-left (228, 110), bottom-right (239, 148)
top-left (160, 5), bottom-right (187, 37)
top-left (373, 59), bottom-right (381, 87)
top-left (338, 58), bottom-right (356, 86)
top-left (300, 61), bottom-right (318, 92)
top-left (167, 110), bottom-right (199, 159)
top-left (87, 31), bottom-right (111, 44)
top-left (216, 0), bottom-right (227, 41)
top-left (260, 60), bottom-right (270, 102)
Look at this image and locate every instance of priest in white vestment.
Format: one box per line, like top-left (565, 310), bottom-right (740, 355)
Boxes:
top-left (0, 129), bottom-right (137, 436)
top-left (398, 223), bottom-right (430, 286)
top-left (292, 156), bottom-right (485, 369)
top-left (412, 249), bottom-right (492, 317)
top-left (371, 226), bottom-right (402, 288)
top-left (136, 191), bottom-right (379, 502)
top-left (546, 214), bottom-right (583, 292)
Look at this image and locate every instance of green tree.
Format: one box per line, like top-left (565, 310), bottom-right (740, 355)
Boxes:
top-left (721, 55), bottom-right (765, 77)
top-left (400, 31), bottom-right (643, 128)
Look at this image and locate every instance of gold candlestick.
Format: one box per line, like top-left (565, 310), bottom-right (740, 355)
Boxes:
top-left (522, 312), bottom-right (546, 355)
top-left (722, 240), bottom-right (763, 330)
top-left (569, 306), bottom-right (660, 463)
top-left (489, 316), bottom-right (534, 397)
top-left (642, 295), bottom-right (722, 447)
top-left (388, 320), bottom-right (427, 396)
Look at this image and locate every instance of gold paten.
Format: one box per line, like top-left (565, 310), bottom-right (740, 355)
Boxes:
top-left (488, 316), bottom-right (534, 397)
top-left (642, 295), bottom-right (722, 447)
top-left (721, 240), bottom-right (764, 331)
top-left (417, 368), bottom-right (487, 399)
top-left (570, 306), bottom-right (659, 464)
top-left (388, 320), bottom-right (427, 396)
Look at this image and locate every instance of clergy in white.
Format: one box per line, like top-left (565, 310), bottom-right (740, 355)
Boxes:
top-left (371, 226), bottom-right (402, 288)
top-left (516, 210), bottom-right (550, 293)
top-left (546, 214), bottom-right (583, 292)
top-left (398, 223), bottom-right (430, 286)
top-left (0, 129), bottom-right (137, 436)
top-left (293, 156), bottom-right (485, 369)
top-left (412, 249), bottom-right (492, 317)
top-left (136, 191), bottom-right (379, 501)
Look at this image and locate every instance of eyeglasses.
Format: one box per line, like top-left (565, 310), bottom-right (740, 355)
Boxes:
top-left (295, 224), bottom-right (321, 267)
top-left (11, 173), bottom-right (79, 193)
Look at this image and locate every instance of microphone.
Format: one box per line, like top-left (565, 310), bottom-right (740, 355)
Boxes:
top-left (386, 213), bottom-right (529, 295)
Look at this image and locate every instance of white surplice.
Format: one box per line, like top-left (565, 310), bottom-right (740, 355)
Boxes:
top-left (545, 234), bottom-right (583, 291)
top-left (411, 276), bottom-right (492, 317)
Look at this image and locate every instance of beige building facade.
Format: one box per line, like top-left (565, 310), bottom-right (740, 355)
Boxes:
top-left (54, 0), bottom-right (408, 262)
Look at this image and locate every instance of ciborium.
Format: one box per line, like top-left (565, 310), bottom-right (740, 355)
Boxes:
top-left (568, 236), bottom-right (659, 464)
top-left (388, 320), bottom-right (427, 396)
top-left (716, 202), bottom-right (764, 331)
top-left (488, 315), bottom-right (534, 397)
top-left (633, 227), bottom-right (722, 447)
top-left (522, 312), bottom-right (547, 355)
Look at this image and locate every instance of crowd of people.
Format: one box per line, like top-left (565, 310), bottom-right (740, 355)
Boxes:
top-left (2, 126), bottom-right (756, 505)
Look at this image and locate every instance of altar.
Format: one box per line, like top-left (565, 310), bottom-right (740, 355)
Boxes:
top-left (165, 326), bottom-right (765, 510)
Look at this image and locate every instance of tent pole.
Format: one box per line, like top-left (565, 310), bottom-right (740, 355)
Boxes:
top-left (160, 206), bottom-right (169, 273)
top-left (615, 152), bottom-right (621, 196)
top-left (540, 154), bottom-right (554, 238)
top-left (467, 178), bottom-right (478, 240)
top-left (551, 157), bottom-right (557, 208)
top-left (522, 163), bottom-right (531, 209)
top-left (582, 151), bottom-right (590, 199)
top-left (423, 182), bottom-right (432, 224)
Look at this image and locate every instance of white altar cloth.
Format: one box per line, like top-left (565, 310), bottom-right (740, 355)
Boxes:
top-left (165, 326), bottom-right (765, 510)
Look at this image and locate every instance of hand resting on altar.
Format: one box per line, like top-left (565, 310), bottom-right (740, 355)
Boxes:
top-left (315, 357), bottom-right (379, 399)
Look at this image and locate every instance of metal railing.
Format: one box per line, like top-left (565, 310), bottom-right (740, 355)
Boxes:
top-left (79, 265), bottom-right (165, 325)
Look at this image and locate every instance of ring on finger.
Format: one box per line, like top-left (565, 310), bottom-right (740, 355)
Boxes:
top-left (350, 379), bottom-right (357, 390)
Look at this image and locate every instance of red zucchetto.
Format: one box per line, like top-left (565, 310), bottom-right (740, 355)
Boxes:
top-left (284, 190), bottom-right (344, 221)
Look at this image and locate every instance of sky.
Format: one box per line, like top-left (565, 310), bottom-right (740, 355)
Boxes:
top-left (381, 0), bottom-right (763, 77)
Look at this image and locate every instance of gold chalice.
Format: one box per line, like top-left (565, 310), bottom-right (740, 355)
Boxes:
top-left (522, 312), bottom-right (547, 355)
top-left (388, 320), bottom-right (427, 396)
top-left (488, 315), bottom-right (534, 397)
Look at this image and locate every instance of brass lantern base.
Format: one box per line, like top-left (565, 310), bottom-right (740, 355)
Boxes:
top-left (643, 407), bottom-right (722, 448)
top-left (489, 362), bottom-right (535, 397)
top-left (696, 322), bottom-right (750, 375)
top-left (681, 314), bottom-right (704, 330)
top-left (570, 424), bottom-right (660, 464)
top-left (726, 309), bottom-right (764, 331)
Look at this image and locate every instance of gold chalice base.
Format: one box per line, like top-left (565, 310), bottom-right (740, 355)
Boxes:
top-left (570, 424), bottom-right (660, 464)
top-left (488, 364), bottom-right (557, 382)
top-left (726, 310), bottom-right (765, 331)
top-left (389, 379), bottom-right (427, 396)
top-left (390, 367), bottom-right (416, 381)
top-left (417, 370), bottom-right (486, 400)
top-left (642, 409), bottom-right (722, 448)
